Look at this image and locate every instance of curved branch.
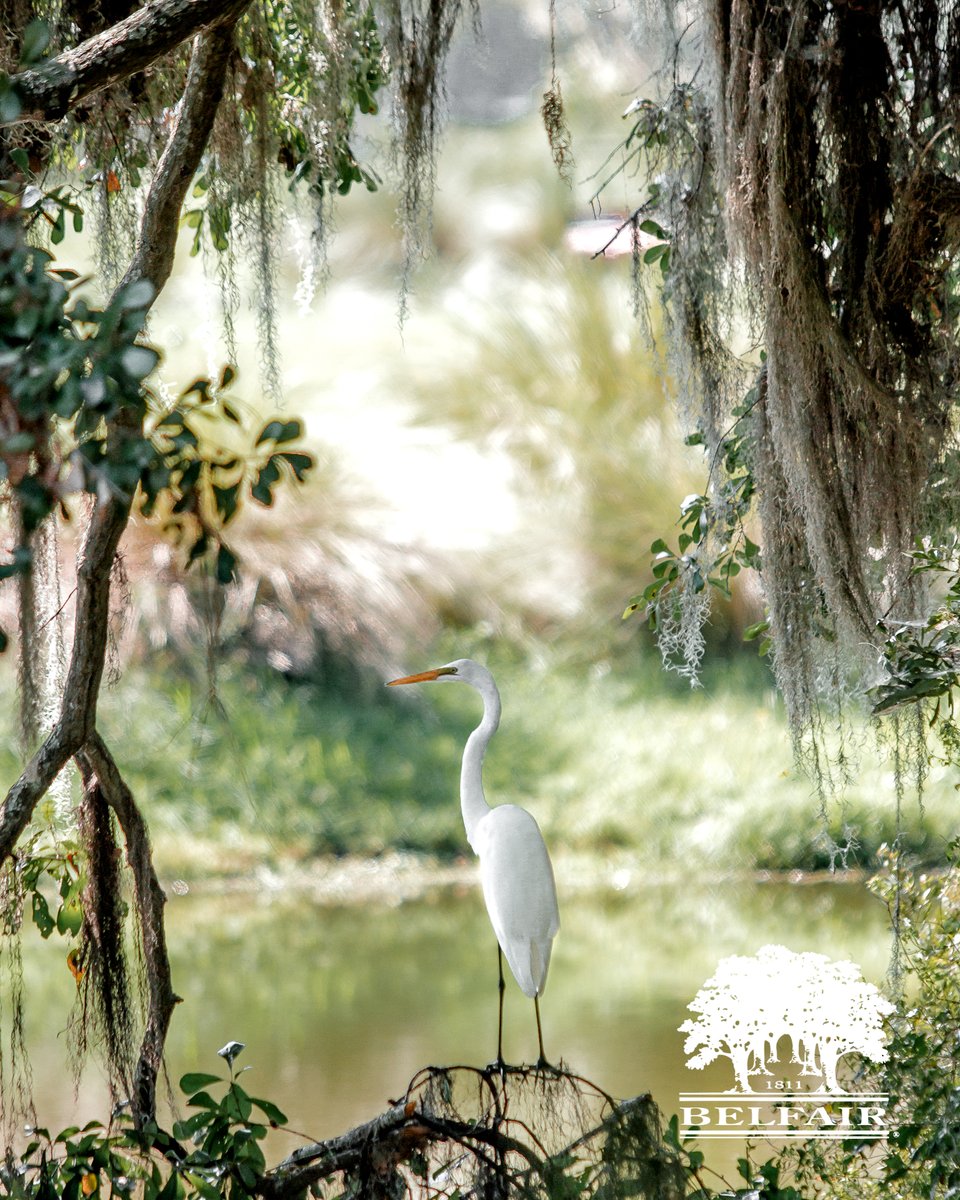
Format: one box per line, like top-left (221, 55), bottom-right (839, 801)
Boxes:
top-left (115, 18), bottom-right (237, 298)
top-left (260, 1104), bottom-right (415, 1199)
top-left (0, 22), bottom-right (236, 867)
top-left (0, 495), bottom-right (128, 862)
top-left (258, 1071), bottom-right (680, 1200)
top-left (259, 1104), bottom-right (546, 1200)
top-left (6, 0), bottom-right (250, 126)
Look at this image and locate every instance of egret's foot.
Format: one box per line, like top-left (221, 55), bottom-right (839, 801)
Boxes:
top-left (487, 1056), bottom-right (509, 1079)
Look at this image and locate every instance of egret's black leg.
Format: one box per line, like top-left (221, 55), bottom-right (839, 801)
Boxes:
top-left (535, 995), bottom-right (549, 1068)
top-left (497, 946), bottom-right (506, 1068)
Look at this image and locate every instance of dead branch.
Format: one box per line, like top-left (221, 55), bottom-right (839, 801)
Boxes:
top-left (259, 1103), bottom-right (546, 1200)
top-left (260, 1103), bottom-right (420, 1199)
top-left (5, 0), bottom-right (251, 125)
top-left (258, 1083), bottom-right (682, 1200)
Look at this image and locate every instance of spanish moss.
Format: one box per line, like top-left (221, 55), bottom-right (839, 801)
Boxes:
top-left (625, 0), bottom-right (960, 777)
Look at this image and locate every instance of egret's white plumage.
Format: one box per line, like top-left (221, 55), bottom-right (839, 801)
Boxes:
top-left (388, 658), bottom-right (560, 1061)
top-left (475, 804), bottom-right (559, 998)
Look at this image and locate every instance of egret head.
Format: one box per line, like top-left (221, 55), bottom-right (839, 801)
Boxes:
top-left (387, 658), bottom-right (493, 690)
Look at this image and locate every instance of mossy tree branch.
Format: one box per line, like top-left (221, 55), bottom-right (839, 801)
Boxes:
top-left (0, 18), bottom-right (239, 1125)
top-left (115, 19), bottom-right (236, 298)
top-left (4, 0), bottom-right (252, 125)
top-left (0, 19), bottom-right (239, 866)
top-left (257, 1085), bottom-right (679, 1200)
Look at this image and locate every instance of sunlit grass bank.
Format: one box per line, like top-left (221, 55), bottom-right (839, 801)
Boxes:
top-left (2, 647), bottom-right (948, 879)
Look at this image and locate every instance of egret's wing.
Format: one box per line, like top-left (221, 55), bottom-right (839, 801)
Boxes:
top-left (476, 805), bottom-right (559, 997)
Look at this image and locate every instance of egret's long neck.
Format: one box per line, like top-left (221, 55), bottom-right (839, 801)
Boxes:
top-left (460, 680), bottom-right (501, 851)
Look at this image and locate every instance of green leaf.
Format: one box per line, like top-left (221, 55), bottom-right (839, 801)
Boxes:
top-left (120, 345), bottom-right (159, 381)
top-left (219, 364), bottom-right (235, 390)
top-left (277, 451), bottom-right (312, 482)
top-left (217, 1040), bottom-right (245, 1066)
top-left (19, 20), bottom-right (51, 65)
top-left (155, 1171), bottom-right (181, 1200)
top-left (57, 898), bottom-right (83, 936)
top-left (212, 483), bottom-right (240, 524)
top-left (184, 378), bottom-right (211, 403)
top-left (3, 431), bottom-right (36, 453)
top-left (0, 83), bottom-right (22, 124)
top-left (235, 1162), bottom-right (258, 1190)
top-left (172, 1112), bottom-right (214, 1141)
top-left (256, 419), bottom-right (302, 446)
top-left (182, 1172), bottom-right (220, 1200)
top-left (116, 279), bottom-right (155, 312)
top-left (223, 1084), bottom-right (252, 1123)
top-left (251, 460), bottom-right (280, 506)
top-left (0, 545), bottom-right (33, 580)
top-left (179, 1073), bottom-right (222, 1095)
top-left (250, 1096), bottom-right (288, 1126)
top-left (187, 533), bottom-right (208, 567)
top-left (215, 544), bottom-right (237, 585)
top-left (32, 891), bottom-right (55, 938)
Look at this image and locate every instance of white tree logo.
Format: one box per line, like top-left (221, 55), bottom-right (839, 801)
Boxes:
top-left (679, 944), bottom-right (894, 1093)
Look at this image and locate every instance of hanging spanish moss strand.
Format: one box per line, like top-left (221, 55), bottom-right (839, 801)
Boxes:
top-left (541, 0), bottom-right (574, 186)
top-left (0, 861), bottom-right (35, 1142)
top-left (73, 779), bottom-right (137, 1102)
top-left (15, 511), bottom-right (74, 818)
top-left (14, 504), bottom-right (41, 755)
top-left (386, 0), bottom-right (476, 324)
top-left (715, 0), bottom-right (957, 706)
top-left (628, 0), bottom-right (960, 774)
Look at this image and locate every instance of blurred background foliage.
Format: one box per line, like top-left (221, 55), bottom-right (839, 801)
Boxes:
top-left (1, 0), bottom-right (952, 879)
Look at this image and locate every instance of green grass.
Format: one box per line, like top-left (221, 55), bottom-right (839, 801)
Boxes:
top-left (2, 644), bottom-right (952, 878)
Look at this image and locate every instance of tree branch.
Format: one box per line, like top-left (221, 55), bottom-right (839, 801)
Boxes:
top-left (0, 495), bottom-right (129, 863)
top-left (115, 18), bottom-right (237, 299)
top-left (259, 1103), bottom-right (419, 1199)
top-left (259, 1102), bottom-right (555, 1200)
top-left (0, 21), bottom-right (236, 864)
top-left (6, 0), bottom-right (250, 125)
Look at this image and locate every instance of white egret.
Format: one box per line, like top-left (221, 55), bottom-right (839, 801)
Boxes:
top-left (387, 659), bottom-right (560, 1065)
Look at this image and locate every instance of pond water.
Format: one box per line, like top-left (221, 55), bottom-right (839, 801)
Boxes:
top-left (16, 872), bottom-right (891, 1183)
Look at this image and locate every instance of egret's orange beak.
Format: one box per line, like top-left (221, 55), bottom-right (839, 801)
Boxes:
top-left (387, 666), bottom-right (456, 686)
